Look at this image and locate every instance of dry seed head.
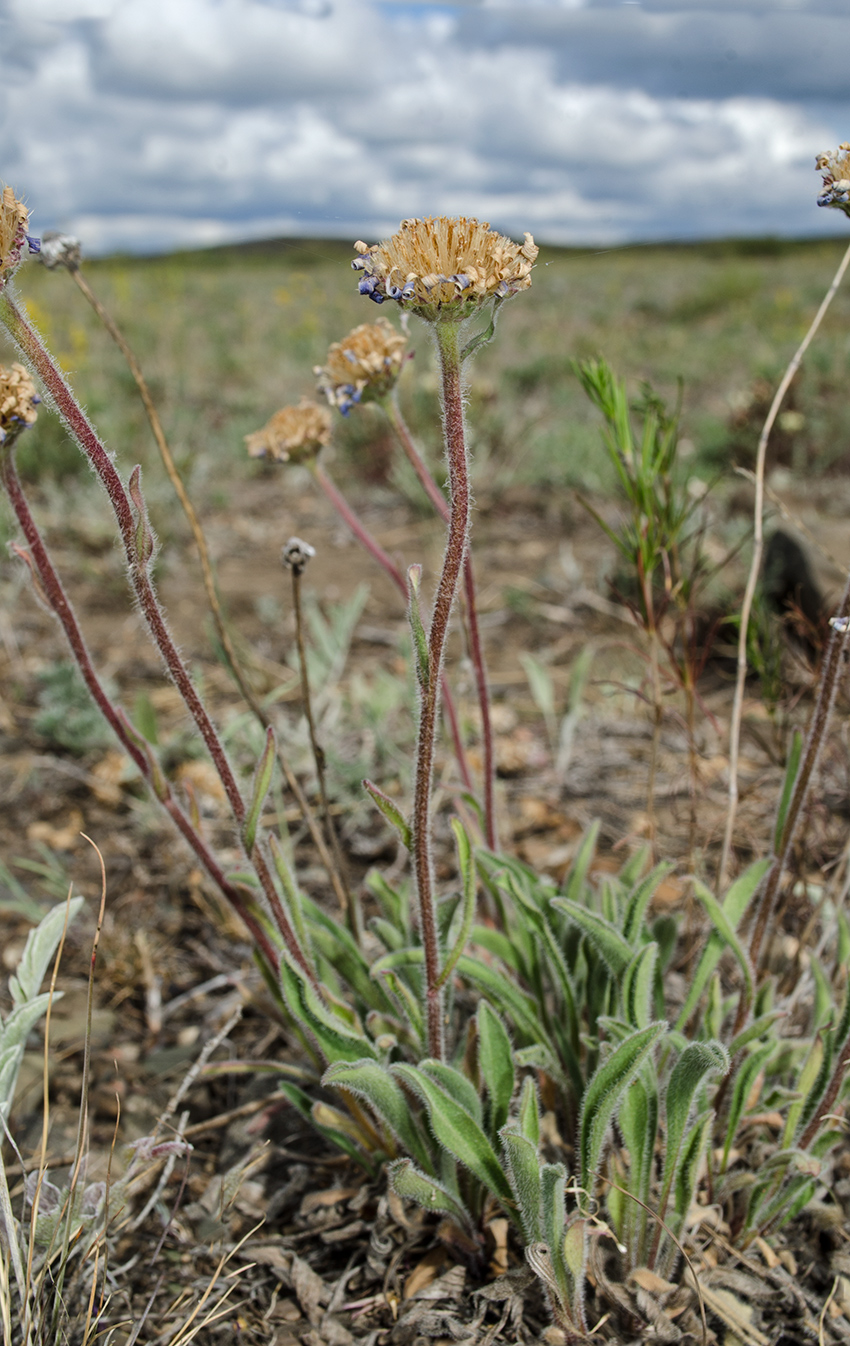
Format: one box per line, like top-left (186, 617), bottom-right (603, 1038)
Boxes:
top-left (281, 536), bottom-right (316, 575)
top-left (244, 399), bottom-right (332, 465)
top-left (314, 318), bottom-right (408, 414)
top-left (39, 231), bottom-right (82, 272)
top-left (0, 185), bottom-right (32, 286)
top-left (816, 144), bottom-right (850, 216)
top-left (0, 362), bottom-right (39, 445)
top-left (352, 216), bottom-right (538, 323)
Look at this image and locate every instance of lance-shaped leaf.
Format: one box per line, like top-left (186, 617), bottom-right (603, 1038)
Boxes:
top-left (279, 953), bottom-right (377, 1065)
top-left (675, 858), bottom-right (770, 1030)
top-left (560, 821), bottom-right (600, 906)
top-left (617, 1075), bottom-right (657, 1264)
top-left (673, 1109), bottom-right (713, 1227)
top-left (301, 892), bottom-right (392, 1014)
top-left (8, 896), bottom-right (84, 1006)
top-left (278, 1082), bottom-right (376, 1172)
top-left (540, 1163), bottom-right (568, 1301)
top-left (362, 779), bottom-right (411, 851)
top-left (420, 1060), bottom-right (483, 1123)
top-left (438, 819), bottom-right (477, 989)
top-left (388, 1159), bottom-right (473, 1228)
top-left (622, 862), bottom-right (674, 945)
top-left (500, 1123), bottom-right (542, 1242)
top-left (579, 1021), bottom-right (667, 1191)
top-left (323, 1059), bottom-right (433, 1170)
top-left (518, 1075), bottom-right (540, 1146)
top-left (721, 1042), bottom-right (775, 1169)
top-left (407, 564), bottom-right (430, 690)
top-left (621, 942), bottom-right (659, 1030)
top-left (242, 725), bottom-right (276, 853)
top-left (551, 899), bottom-right (632, 978)
top-left (774, 727), bottom-right (803, 853)
top-left (691, 879), bottom-right (754, 1010)
top-left (391, 1063), bottom-right (514, 1209)
top-left (654, 1041), bottom-right (727, 1249)
top-left (478, 1002), bottom-right (515, 1138)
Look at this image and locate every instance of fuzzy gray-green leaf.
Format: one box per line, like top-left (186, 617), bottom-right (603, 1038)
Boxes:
top-left (478, 1002), bottom-right (515, 1137)
top-left (518, 1075), bottom-right (540, 1146)
top-left (500, 1124), bottom-right (542, 1242)
top-left (579, 1021), bottom-right (666, 1190)
top-left (621, 942), bottom-right (659, 1029)
top-left (8, 896), bottom-right (84, 1007)
top-left (552, 899), bottom-right (632, 977)
top-left (388, 1159), bottom-right (472, 1227)
top-left (323, 1059), bottom-right (432, 1170)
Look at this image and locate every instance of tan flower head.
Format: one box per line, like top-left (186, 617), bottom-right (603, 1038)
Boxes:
top-left (244, 399), bottom-right (332, 465)
top-left (0, 363), bottom-right (39, 446)
top-left (314, 318), bottom-right (408, 414)
top-left (0, 186), bottom-right (34, 286)
top-left (817, 144), bottom-right (850, 217)
top-left (352, 217), bottom-right (538, 323)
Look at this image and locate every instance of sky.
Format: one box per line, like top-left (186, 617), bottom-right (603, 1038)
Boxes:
top-left (2, 0), bottom-right (850, 256)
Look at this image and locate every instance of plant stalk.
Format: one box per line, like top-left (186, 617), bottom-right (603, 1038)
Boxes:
top-left (413, 321), bottom-right (471, 1060)
top-left (385, 393), bottom-right (497, 849)
top-left (309, 459), bottom-right (474, 796)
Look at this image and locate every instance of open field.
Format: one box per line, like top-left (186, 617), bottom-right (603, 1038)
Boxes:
top-left (3, 233), bottom-right (850, 1344)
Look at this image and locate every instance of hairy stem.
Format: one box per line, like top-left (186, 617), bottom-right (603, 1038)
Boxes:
top-left (66, 268), bottom-right (338, 910)
top-left (0, 289), bottom-right (313, 981)
top-left (385, 393), bottom-right (497, 849)
top-left (310, 459), bottom-right (474, 794)
top-left (0, 444), bottom-right (286, 970)
top-left (718, 239), bottom-right (850, 893)
top-left (413, 322), bottom-right (471, 1060)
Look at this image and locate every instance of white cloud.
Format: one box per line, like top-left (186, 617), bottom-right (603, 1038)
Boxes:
top-left (1, 0), bottom-right (849, 253)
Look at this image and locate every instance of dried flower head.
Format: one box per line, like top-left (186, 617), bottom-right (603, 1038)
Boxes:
top-left (281, 536), bottom-right (316, 575)
top-left (0, 185), bottom-right (34, 286)
top-left (816, 144), bottom-right (850, 216)
top-left (314, 318), bottom-right (408, 415)
top-left (244, 399), bottom-right (332, 465)
top-left (352, 216), bottom-right (538, 323)
top-left (39, 231), bottom-right (82, 272)
top-left (0, 362), bottom-right (39, 446)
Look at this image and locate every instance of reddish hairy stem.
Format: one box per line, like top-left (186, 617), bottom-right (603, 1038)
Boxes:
top-left (0, 446), bottom-right (281, 969)
top-left (413, 322), bottom-right (471, 1060)
top-left (310, 460), bottom-right (474, 794)
top-left (386, 395), bottom-right (497, 849)
top-left (0, 291), bottom-right (314, 982)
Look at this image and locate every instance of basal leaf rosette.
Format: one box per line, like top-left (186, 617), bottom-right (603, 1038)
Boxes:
top-left (315, 318), bottom-right (408, 415)
top-left (244, 399), bottom-right (333, 465)
top-left (352, 216), bottom-right (538, 324)
top-left (0, 186), bottom-right (37, 288)
top-left (0, 362), bottom-right (39, 446)
top-left (817, 144), bottom-right (850, 217)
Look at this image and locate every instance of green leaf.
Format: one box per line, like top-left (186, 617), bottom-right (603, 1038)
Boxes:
top-left (278, 1082), bottom-right (375, 1171)
top-left (8, 896), bottom-right (84, 1006)
top-left (518, 1075), bottom-right (540, 1147)
top-left (420, 1060), bottom-right (483, 1124)
top-left (774, 728), bottom-right (803, 853)
top-left (691, 879), bottom-right (753, 1009)
top-left (278, 954), bottom-right (377, 1065)
top-left (617, 1076), bottom-right (657, 1262)
top-left (387, 1159), bottom-right (472, 1227)
top-left (438, 820), bottom-right (477, 989)
top-left (242, 725), bottom-right (275, 853)
top-left (622, 863), bottom-right (674, 945)
top-left (301, 893), bottom-right (392, 1015)
top-left (579, 1021), bottom-right (667, 1190)
top-left (268, 835), bottom-right (309, 959)
top-left (391, 1063), bottom-right (513, 1208)
top-left (722, 1043), bottom-right (774, 1169)
top-left (552, 899), bottom-right (633, 978)
top-left (456, 955), bottom-right (548, 1047)
top-left (407, 565), bottom-right (430, 690)
top-left (728, 1010), bottom-right (784, 1058)
top-left (674, 1110), bottom-right (713, 1222)
top-left (658, 1041), bottom-right (728, 1231)
top-left (323, 1059), bottom-right (433, 1170)
top-left (500, 1124), bottom-right (542, 1242)
top-left (675, 859), bottom-right (770, 1031)
top-left (560, 822), bottom-right (600, 906)
top-left (362, 779), bottom-right (411, 851)
top-left (621, 943), bottom-right (659, 1029)
top-left (478, 1002), bottom-right (515, 1138)
top-left (540, 1163), bottom-right (568, 1301)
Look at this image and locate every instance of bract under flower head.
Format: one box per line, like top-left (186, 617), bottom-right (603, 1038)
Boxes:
top-left (314, 318), bottom-right (408, 414)
top-left (816, 145), bottom-right (850, 216)
top-left (244, 400), bottom-right (332, 465)
top-left (0, 186), bottom-right (32, 287)
top-left (352, 217), bottom-right (538, 323)
top-left (0, 363), bottom-right (39, 446)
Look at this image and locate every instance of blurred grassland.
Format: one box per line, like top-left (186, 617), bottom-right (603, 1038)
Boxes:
top-left (4, 234), bottom-right (850, 530)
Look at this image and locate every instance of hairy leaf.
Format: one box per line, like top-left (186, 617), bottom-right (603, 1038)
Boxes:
top-left (579, 1021), bottom-right (667, 1190)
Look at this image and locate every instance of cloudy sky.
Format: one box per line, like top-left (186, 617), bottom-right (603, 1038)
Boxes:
top-left (2, 0), bottom-right (849, 255)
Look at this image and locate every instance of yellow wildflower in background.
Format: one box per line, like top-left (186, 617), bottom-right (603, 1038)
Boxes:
top-left (315, 318), bottom-right (408, 415)
top-left (353, 217), bottom-right (538, 323)
top-left (0, 362), bottom-right (39, 445)
top-left (244, 399), bottom-right (332, 465)
top-left (0, 186), bottom-right (32, 286)
top-left (816, 144), bottom-right (850, 217)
